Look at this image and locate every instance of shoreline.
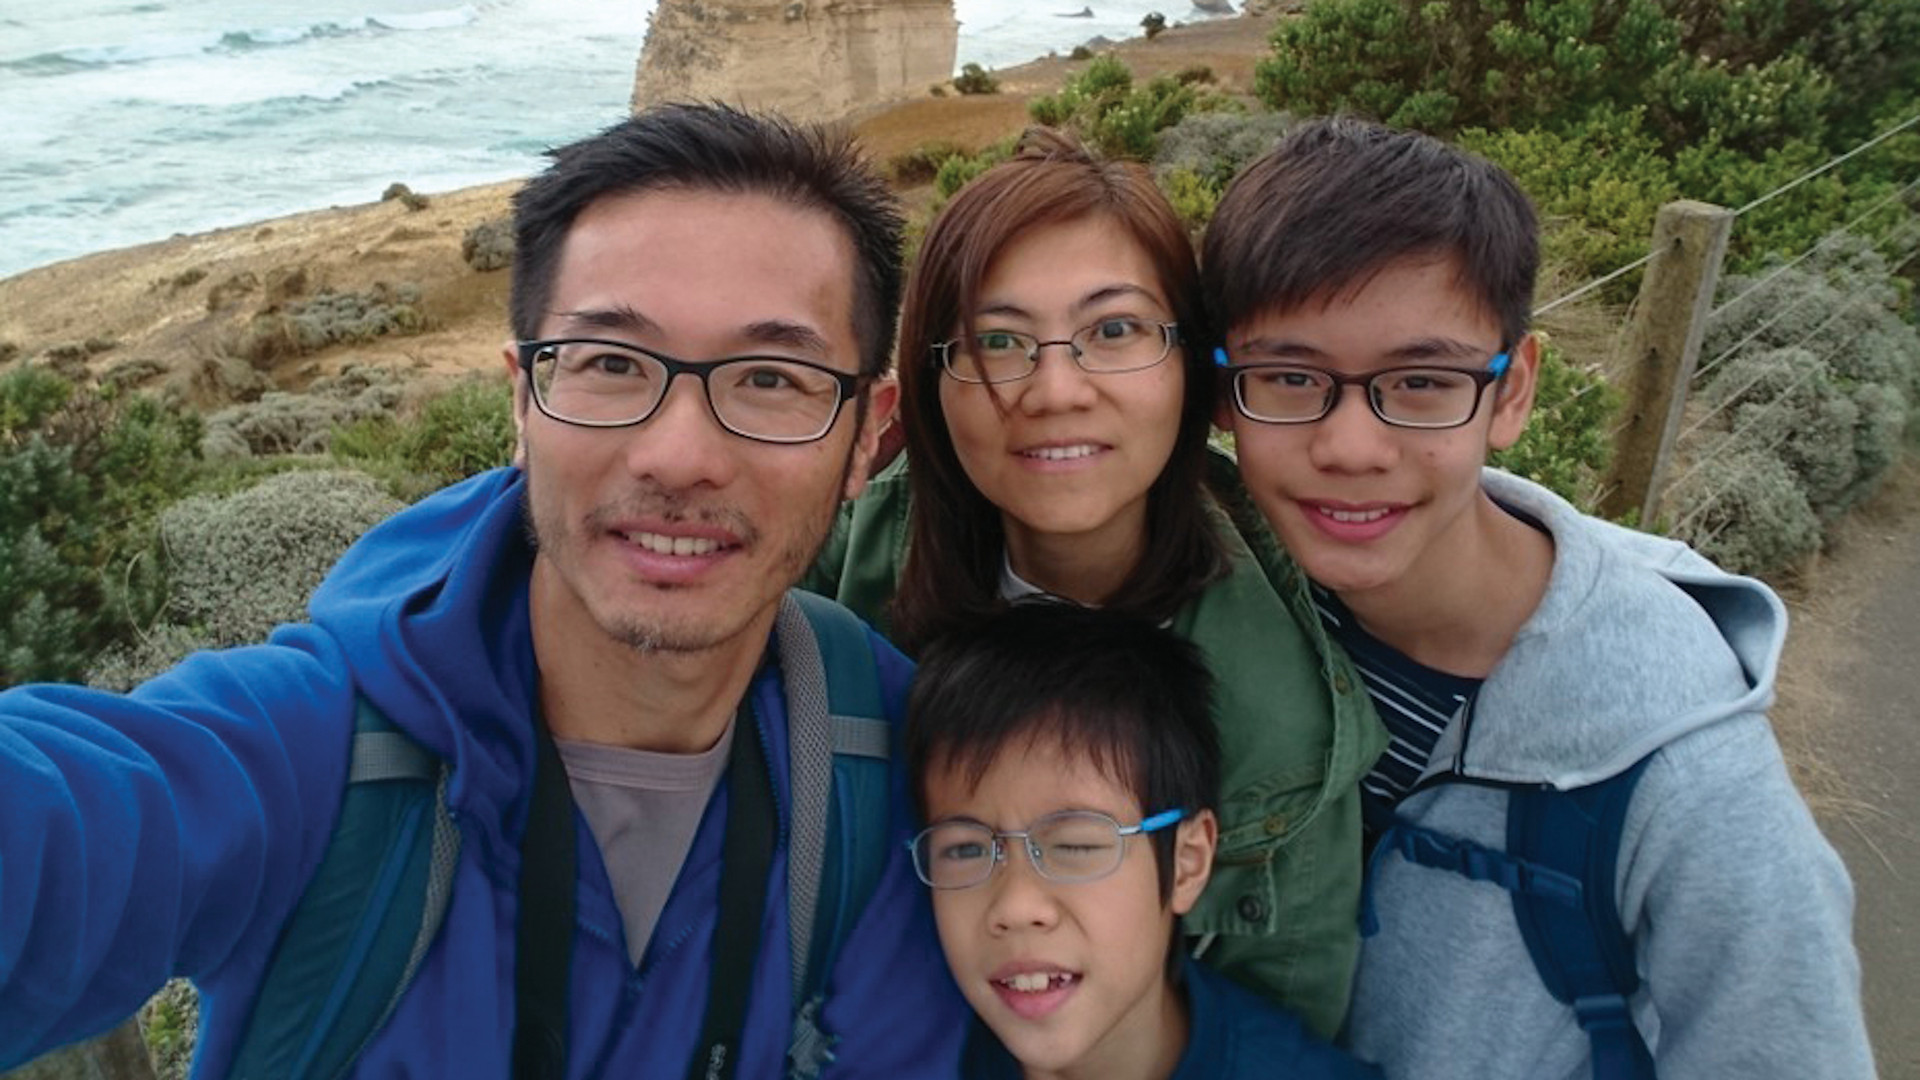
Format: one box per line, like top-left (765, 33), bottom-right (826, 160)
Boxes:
top-left (0, 11), bottom-right (1276, 397)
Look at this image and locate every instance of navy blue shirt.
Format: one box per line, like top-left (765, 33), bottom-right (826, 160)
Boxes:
top-left (961, 957), bottom-right (1382, 1079)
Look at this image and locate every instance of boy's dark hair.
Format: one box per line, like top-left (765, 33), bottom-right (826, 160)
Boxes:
top-left (510, 102), bottom-right (906, 379)
top-left (1202, 116), bottom-right (1539, 348)
top-left (905, 601), bottom-right (1221, 903)
top-left (890, 127), bottom-right (1226, 653)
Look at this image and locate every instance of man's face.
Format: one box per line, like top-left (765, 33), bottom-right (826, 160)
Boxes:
top-left (509, 187), bottom-right (892, 657)
top-left (1221, 255), bottom-right (1536, 609)
top-left (923, 738), bottom-right (1213, 1079)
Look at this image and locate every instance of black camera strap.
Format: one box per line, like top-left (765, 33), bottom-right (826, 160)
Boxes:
top-left (513, 715), bottom-right (577, 1080)
top-left (687, 700), bottom-right (777, 1080)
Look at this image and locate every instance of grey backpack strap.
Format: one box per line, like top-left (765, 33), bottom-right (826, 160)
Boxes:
top-left (776, 592), bottom-right (834, 1006)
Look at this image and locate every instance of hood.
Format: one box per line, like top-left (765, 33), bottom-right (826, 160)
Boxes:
top-left (306, 466), bottom-right (539, 866)
top-left (1436, 469), bottom-right (1787, 790)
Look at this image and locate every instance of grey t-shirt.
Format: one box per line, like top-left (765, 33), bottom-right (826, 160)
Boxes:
top-left (557, 721), bottom-right (735, 967)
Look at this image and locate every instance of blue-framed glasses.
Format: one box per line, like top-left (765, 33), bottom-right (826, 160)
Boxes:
top-left (907, 808), bottom-right (1185, 890)
top-left (1215, 347), bottom-right (1511, 430)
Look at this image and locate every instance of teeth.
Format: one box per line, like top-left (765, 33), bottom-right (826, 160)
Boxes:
top-left (1320, 506), bottom-right (1391, 524)
top-left (1026, 444), bottom-right (1098, 461)
top-left (1000, 972), bottom-right (1071, 993)
top-left (626, 531), bottom-right (721, 556)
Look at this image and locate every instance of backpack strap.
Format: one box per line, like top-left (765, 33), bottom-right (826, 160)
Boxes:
top-left (1508, 757), bottom-right (1657, 1080)
top-left (1362, 759), bottom-right (1657, 1080)
top-left (778, 590), bottom-right (892, 1080)
top-left (229, 698), bottom-right (459, 1080)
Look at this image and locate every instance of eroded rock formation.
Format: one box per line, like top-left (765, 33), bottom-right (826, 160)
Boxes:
top-left (633, 0), bottom-right (959, 124)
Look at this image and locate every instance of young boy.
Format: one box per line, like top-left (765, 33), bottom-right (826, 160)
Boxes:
top-left (1202, 117), bottom-right (1874, 1078)
top-left (904, 601), bottom-right (1381, 1080)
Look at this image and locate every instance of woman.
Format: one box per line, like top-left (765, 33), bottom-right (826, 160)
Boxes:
top-left (805, 128), bottom-right (1384, 1039)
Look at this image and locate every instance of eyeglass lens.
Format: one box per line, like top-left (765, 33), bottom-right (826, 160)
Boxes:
top-left (947, 317), bottom-right (1171, 384)
top-left (529, 340), bottom-right (846, 441)
top-left (912, 811), bottom-right (1129, 889)
top-left (1236, 365), bottom-right (1486, 427)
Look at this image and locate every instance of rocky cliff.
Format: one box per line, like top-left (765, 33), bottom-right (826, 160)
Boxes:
top-left (633, 0), bottom-right (959, 124)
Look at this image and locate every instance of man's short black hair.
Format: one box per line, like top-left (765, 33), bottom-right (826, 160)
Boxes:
top-left (510, 102), bottom-right (905, 378)
top-left (905, 601), bottom-right (1221, 903)
top-left (1202, 116), bottom-right (1539, 348)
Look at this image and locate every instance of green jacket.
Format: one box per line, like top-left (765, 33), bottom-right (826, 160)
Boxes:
top-left (803, 451), bottom-right (1387, 1039)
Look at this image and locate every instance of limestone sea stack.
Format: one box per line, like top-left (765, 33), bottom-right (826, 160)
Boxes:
top-left (634, 0), bottom-right (959, 124)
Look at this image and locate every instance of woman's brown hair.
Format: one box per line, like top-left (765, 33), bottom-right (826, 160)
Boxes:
top-left (889, 128), bottom-right (1226, 651)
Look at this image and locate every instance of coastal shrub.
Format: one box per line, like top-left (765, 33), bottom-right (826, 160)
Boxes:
top-left (138, 980), bottom-right (198, 1080)
top-left (954, 62), bottom-right (1000, 95)
top-left (1490, 339), bottom-right (1620, 507)
top-left (0, 371), bottom-right (200, 684)
top-left (206, 271), bottom-right (260, 312)
top-left (167, 266), bottom-right (208, 292)
top-left (1175, 64), bottom-right (1215, 86)
top-left (1697, 347), bottom-right (1861, 518)
top-left (101, 356), bottom-right (168, 393)
top-left (157, 469), bottom-right (402, 645)
top-left (0, 341), bottom-right (18, 365)
top-left (331, 376), bottom-right (515, 499)
top-left (201, 365), bottom-right (407, 458)
top-left (462, 217), bottom-right (515, 272)
top-left (1070, 45), bottom-right (1094, 61)
top-left (1155, 109), bottom-right (1291, 188)
top-left (382, 182), bottom-right (431, 211)
top-left (1028, 56), bottom-right (1202, 161)
top-left (886, 140), bottom-right (968, 185)
top-left (233, 282), bottom-right (427, 363)
top-left (1665, 435), bottom-right (1822, 576)
top-left (1156, 168), bottom-right (1219, 232)
top-left (931, 138), bottom-right (1016, 206)
top-left (1142, 12), bottom-right (1167, 38)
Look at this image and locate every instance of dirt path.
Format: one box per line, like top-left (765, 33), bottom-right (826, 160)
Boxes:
top-left (1776, 459), bottom-right (1920, 1077)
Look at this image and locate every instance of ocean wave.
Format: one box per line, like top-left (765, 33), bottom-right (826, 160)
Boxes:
top-left (2, 6), bottom-right (483, 75)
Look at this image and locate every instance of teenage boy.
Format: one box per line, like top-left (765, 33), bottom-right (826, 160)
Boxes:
top-left (904, 601), bottom-right (1381, 1080)
top-left (1202, 116), bottom-right (1873, 1078)
top-left (0, 104), bottom-right (966, 1077)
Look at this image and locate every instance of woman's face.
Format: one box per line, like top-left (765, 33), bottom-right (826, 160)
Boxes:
top-left (937, 215), bottom-right (1186, 586)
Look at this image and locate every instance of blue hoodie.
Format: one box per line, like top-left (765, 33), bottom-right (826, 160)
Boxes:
top-left (0, 467), bottom-right (968, 1078)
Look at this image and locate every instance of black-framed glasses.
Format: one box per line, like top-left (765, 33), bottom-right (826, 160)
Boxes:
top-left (517, 338), bottom-right (864, 444)
top-left (934, 318), bottom-right (1180, 385)
top-left (1214, 347), bottom-right (1511, 430)
top-left (906, 808), bottom-right (1185, 890)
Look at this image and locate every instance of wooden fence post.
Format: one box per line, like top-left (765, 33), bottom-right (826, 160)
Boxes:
top-left (1599, 199), bottom-right (1734, 525)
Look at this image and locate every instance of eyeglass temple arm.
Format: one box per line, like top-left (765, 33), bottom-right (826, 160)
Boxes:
top-left (1122, 808), bottom-right (1187, 836)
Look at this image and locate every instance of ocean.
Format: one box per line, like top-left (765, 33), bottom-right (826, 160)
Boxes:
top-left (0, 0), bottom-right (1224, 279)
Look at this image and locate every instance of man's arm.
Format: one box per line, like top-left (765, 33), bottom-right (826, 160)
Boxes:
top-left (0, 636), bottom-right (356, 1068)
top-left (1622, 713), bottom-right (1874, 1078)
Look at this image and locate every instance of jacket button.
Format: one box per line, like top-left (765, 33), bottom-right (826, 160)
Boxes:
top-left (1264, 814), bottom-right (1286, 836)
top-left (1333, 673), bottom-right (1352, 694)
top-left (1238, 895), bottom-right (1266, 922)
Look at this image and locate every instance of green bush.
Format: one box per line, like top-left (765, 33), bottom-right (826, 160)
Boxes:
top-left (1156, 167), bottom-right (1221, 232)
top-left (954, 62), bottom-right (1000, 95)
top-left (0, 371), bottom-right (201, 684)
top-left (1698, 347), bottom-right (1861, 516)
top-left (1491, 340), bottom-right (1620, 507)
top-left (331, 376), bottom-right (515, 500)
top-left (1153, 110), bottom-right (1292, 207)
top-left (887, 140), bottom-right (969, 185)
top-left (931, 138), bottom-right (1017, 206)
top-left (1028, 56), bottom-right (1204, 161)
top-left (1142, 12), bottom-right (1167, 38)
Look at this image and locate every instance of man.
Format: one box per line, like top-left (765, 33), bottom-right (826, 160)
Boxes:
top-left (0, 103), bottom-right (967, 1078)
top-left (1203, 117), bottom-right (1873, 1078)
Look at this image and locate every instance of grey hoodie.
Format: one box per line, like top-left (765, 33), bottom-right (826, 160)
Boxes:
top-left (1343, 469), bottom-right (1873, 1079)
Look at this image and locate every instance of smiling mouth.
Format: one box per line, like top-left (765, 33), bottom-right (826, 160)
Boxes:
top-left (623, 530), bottom-right (725, 557)
top-left (1021, 444), bottom-right (1101, 462)
top-left (997, 972), bottom-right (1080, 993)
top-left (1316, 505), bottom-right (1394, 524)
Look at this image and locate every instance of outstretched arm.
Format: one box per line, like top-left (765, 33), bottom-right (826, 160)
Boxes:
top-left (0, 636), bottom-right (355, 1068)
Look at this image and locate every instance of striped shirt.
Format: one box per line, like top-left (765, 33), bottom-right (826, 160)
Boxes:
top-left (1312, 585), bottom-right (1482, 820)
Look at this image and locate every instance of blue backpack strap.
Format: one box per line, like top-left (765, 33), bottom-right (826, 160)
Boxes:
top-left (778, 590), bottom-right (892, 1080)
top-left (1508, 757), bottom-right (1657, 1080)
top-left (229, 697), bottom-right (459, 1080)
